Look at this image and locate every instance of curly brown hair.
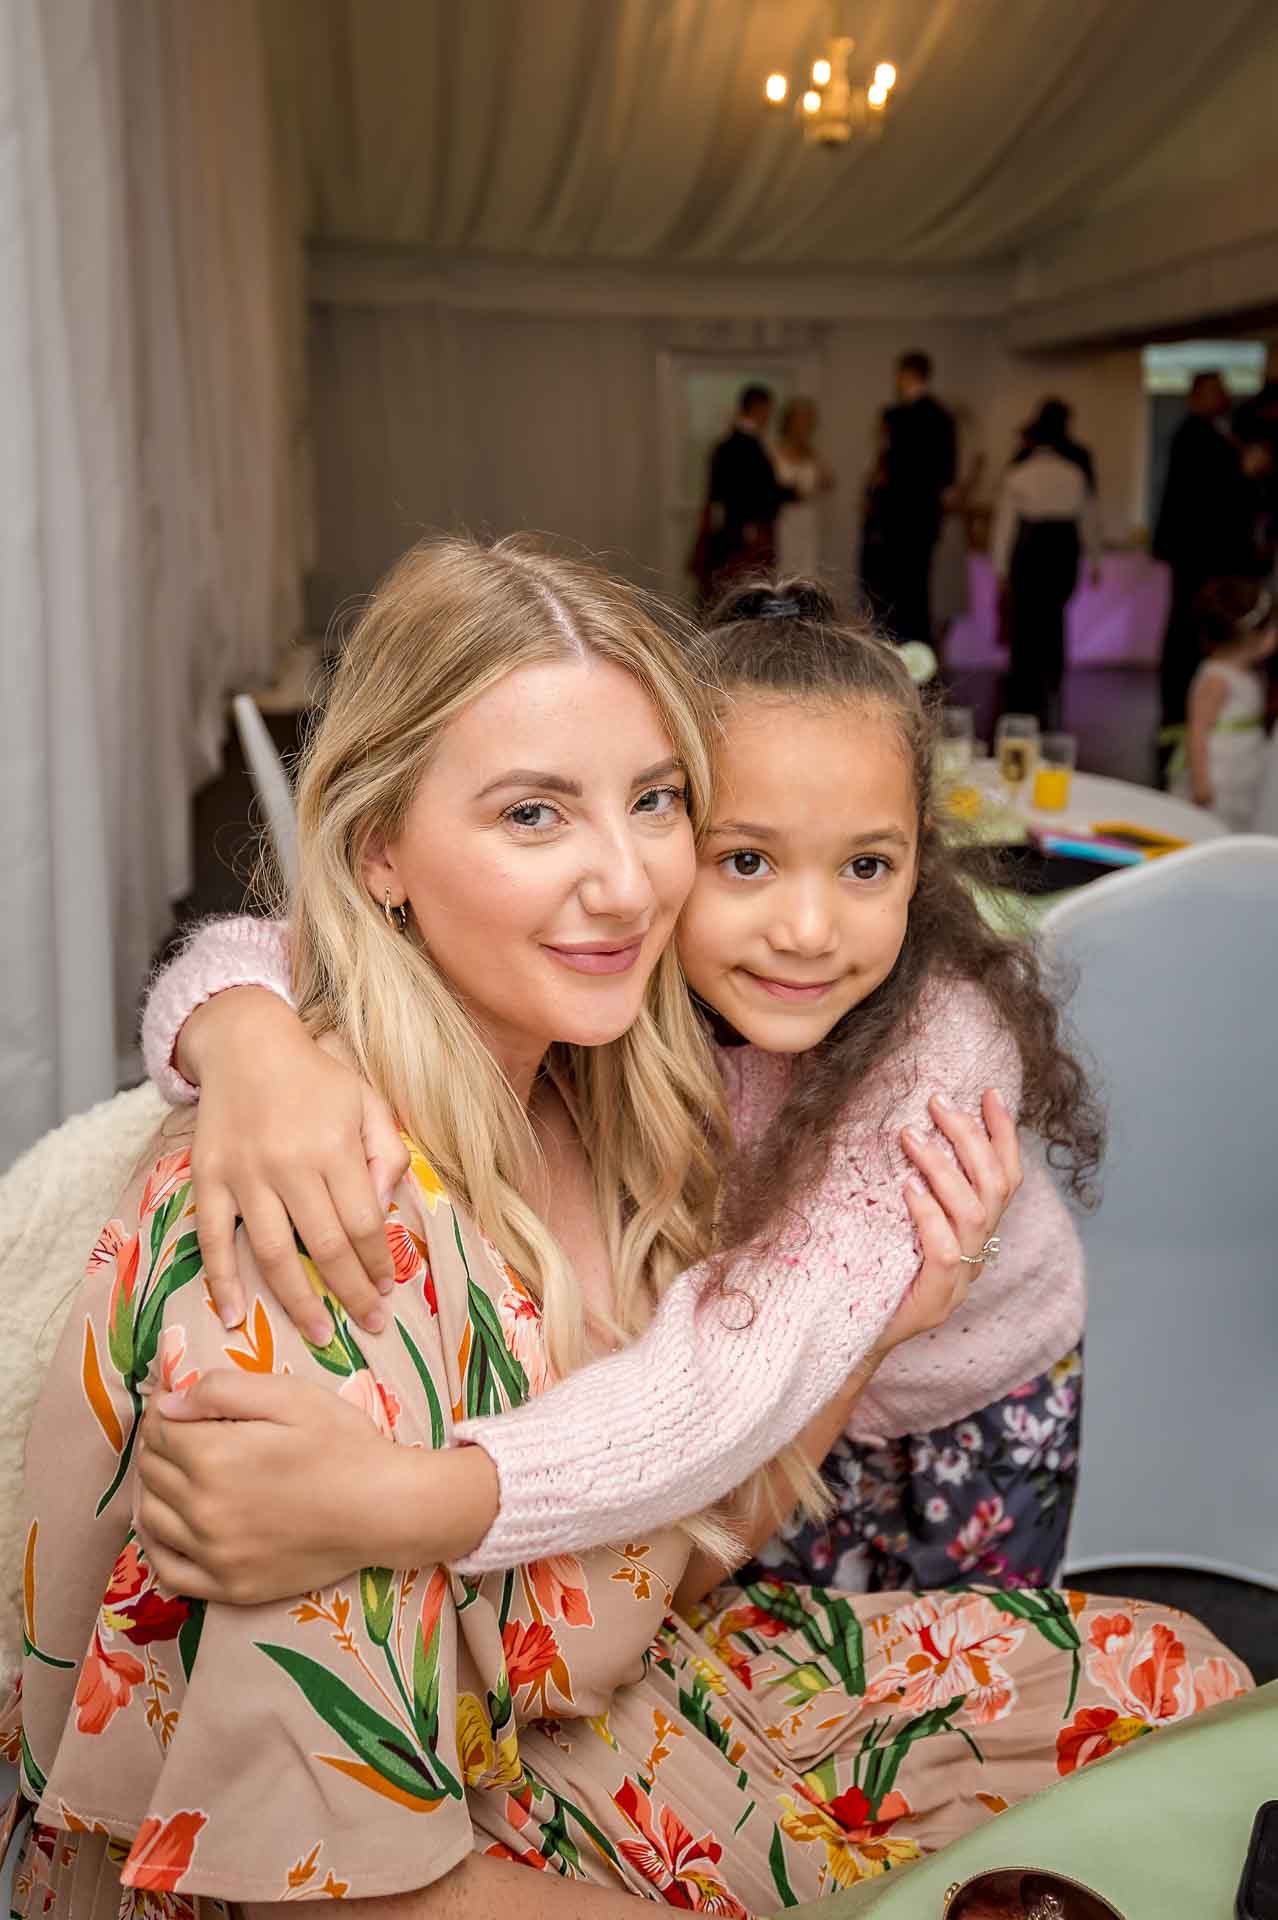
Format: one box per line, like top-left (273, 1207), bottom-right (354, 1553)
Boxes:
top-left (703, 578), bottom-right (1105, 1258)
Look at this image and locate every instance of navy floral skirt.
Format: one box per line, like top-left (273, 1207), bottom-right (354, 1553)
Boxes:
top-left (746, 1346), bottom-right (1083, 1594)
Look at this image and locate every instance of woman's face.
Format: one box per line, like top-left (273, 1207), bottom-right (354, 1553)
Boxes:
top-left (365, 656), bottom-right (695, 1090)
top-left (677, 693), bottom-right (918, 1053)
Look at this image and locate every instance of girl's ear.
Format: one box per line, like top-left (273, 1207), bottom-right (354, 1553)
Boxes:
top-left (361, 834), bottom-right (404, 911)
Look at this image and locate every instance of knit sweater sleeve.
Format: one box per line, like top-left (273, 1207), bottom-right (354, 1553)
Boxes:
top-left (454, 979), bottom-right (1021, 1573)
top-left (140, 915), bottom-right (294, 1104)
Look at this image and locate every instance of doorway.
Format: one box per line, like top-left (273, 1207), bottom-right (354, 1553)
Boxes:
top-left (657, 351), bottom-right (820, 602)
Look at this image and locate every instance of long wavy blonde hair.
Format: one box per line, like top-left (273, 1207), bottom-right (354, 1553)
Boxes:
top-left (291, 535), bottom-right (726, 1382)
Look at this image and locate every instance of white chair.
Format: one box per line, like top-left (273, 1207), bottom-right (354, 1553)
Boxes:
top-left (232, 693), bottom-right (299, 895)
top-left (1038, 837), bottom-right (1278, 1590)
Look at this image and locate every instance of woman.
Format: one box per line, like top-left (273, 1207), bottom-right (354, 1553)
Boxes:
top-left (991, 401), bottom-right (1100, 731)
top-left (8, 540), bottom-right (1245, 1919)
top-left (772, 397), bottom-right (833, 579)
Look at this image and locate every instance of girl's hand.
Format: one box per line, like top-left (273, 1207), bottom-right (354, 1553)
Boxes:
top-left (183, 989), bottom-right (408, 1342)
top-left (885, 1087), bottom-right (1021, 1355)
top-left (136, 1372), bottom-right (498, 1604)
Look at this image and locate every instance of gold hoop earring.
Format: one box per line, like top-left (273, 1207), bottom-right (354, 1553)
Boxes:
top-left (383, 890), bottom-right (409, 934)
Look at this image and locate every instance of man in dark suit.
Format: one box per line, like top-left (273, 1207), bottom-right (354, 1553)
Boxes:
top-left (696, 385), bottom-right (796, 602)
top-left (863, 351), bottom-right (956, 644)
top-left (1154, 370), bottom-right (1262, 735)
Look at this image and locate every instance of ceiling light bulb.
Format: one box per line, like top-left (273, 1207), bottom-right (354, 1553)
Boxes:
top-left (765, 72), bottom-right (788, 104)
top-left (802, 88), bottom-right (822, 114)
top-left (867, 81), bottom-right (887, 108)
top-left (874, 62), bottom-right (897, 89)
top-left (811, 57), bottom-right (832, 86)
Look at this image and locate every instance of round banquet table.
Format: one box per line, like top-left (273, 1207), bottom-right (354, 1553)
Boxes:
top-left (958, 761), bottom-right (1226, 935)
top-left (1004, 766), bottom-right (1227, 847)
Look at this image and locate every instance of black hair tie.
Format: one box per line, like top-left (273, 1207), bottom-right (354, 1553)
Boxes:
top-left (756, 595), bottom-right (800, 620)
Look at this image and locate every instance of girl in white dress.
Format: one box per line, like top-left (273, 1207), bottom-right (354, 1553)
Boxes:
top-left (773, 396), bottom-right (834, 578)
top-left (1171, 576), bottom-right (1275, 829)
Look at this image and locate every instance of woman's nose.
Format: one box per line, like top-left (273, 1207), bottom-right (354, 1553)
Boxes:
top-left (577, 822), bottom-right (656, 923)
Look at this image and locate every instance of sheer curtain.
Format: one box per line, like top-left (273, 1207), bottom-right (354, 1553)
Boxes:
top-left (0, 0), bottom-right (304, 1168)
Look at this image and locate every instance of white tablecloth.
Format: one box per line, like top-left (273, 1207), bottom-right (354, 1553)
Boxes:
top-left (973, 762), bottom-right (1227, 845)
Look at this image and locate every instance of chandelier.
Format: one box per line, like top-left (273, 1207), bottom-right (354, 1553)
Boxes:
top-left (764, 18), bottom-right (897, 147)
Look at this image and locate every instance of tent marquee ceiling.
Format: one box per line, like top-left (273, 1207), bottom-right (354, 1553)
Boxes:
top-left (264, 0), bottom-right (1274, 274)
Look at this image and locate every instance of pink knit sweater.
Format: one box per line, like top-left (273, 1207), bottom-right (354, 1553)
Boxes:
top-left (142, 918), bottom-right (1084, 1574)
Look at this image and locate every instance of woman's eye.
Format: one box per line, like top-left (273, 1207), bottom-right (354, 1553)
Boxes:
top-left (720, 850), bottom-right (772, 879)
top-left (503, 801), bottom-right (562, 832)
top-left (847, 854), bottom-right (890, 881)
top-left (633, 784), bottom-right (687, 817)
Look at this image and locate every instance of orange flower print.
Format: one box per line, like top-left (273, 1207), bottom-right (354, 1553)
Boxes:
top-left (864, 1592), bottom-right (1024, 1725)
top-left (139, 1151), bottom-right (194, 1228)
top-left (122, 1810), bottom-right (208, 1891)
top-left (337, 1366), bottom-right (401, 1438)
top-left (527, 1555), bottom-right (594, 1628)
top-left (74, 1632), bottom-right (145, 1735)
top-left (156, 1326), bottom-right (199, 1397)
top-left (385, 1220), bottom-right (436, 1313)
top-left (502, 1619), bottom-right (559, 1689)
top-left (612, 1777), bottom-right (748, 1914)
top-left (1060, 1611), bottom-right (1250, 1771)
top-left (1086, 1614), bottom-right (1191, 1723)
top-left (779, 1780), bottom-right (921, 1887)
top-left (1193, 1655), bottom-right (1249, 1712)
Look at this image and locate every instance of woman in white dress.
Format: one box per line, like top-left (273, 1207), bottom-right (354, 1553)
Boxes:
top-left (773, 396), bottom-right (834, 578)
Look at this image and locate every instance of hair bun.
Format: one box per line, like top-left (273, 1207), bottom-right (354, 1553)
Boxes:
top-left (708, 576), bottom-right (838, 629)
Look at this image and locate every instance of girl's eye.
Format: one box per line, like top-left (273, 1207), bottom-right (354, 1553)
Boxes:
top-left (633, 784), bottom-right (688, 818)
top-left (720, 850), bottom-right (772, 880)
top-left (503, 801), bottom-right (563, 832)
top-left (846, 854), bottom-right (890, 882)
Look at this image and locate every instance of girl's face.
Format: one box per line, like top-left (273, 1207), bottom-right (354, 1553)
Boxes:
top-left (677, 693), bottom-right (918, 1054)
top-left (364, 656), bottom-right (695, 1090)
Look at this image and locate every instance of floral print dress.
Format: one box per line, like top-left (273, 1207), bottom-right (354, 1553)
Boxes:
top-left (4, 1147), bottom-right (1250, 1917)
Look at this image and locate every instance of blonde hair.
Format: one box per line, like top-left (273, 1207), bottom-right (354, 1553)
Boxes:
top-left (291, 535), bottom-right (726, 1384)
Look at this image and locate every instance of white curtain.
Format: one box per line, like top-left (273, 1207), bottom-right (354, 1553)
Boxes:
top-left (0, 0), bottom-right (304, 1169)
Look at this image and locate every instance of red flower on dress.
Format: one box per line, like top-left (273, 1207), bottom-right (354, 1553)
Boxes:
top-left (502, 1619), bottom-right (559, 1689)
top-left (612, 1777), bottom-right (748, 1914)
top-left (101, 1542), bottom-right (191, 1647)
top-left (122, 1811), bottom-right (208, 1891)
top-left (1055, 1704), bottom-right (1148, 1775)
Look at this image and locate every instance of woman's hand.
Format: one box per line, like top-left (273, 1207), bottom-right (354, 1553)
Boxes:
top-left (888, 1087), bottom-right (1021, 1355)
top-left (136, 1371), bottom-right (499, 1604)
top-left (182, 988), bottom-right (408, 1342)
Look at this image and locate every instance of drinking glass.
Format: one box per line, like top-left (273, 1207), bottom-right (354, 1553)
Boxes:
top-left (937, 707), bottom-right (975, 781)
top-left (994, 714), bottom-right (1040, 805)
top-left (1032, 732), bottom-right (1076, 811)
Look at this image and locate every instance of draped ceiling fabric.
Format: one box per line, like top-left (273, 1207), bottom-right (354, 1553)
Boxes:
top-left (264, 0), bottom-right (1278, 612)
top-left (263, 0), bottom-right (1278, 311)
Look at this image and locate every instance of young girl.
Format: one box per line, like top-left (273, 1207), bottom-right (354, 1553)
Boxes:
top-left (1169, 575), bottom-right (1275, 830)
top-left (137, 579), bottom-right (1099, 1596)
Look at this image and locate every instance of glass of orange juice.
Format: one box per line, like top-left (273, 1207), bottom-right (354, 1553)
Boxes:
top-left (1033, 733), bottom-right (1076, 811)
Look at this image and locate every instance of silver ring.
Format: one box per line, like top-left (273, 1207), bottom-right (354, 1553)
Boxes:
top-left (958, 1234), bottom-right (1000, 1268)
